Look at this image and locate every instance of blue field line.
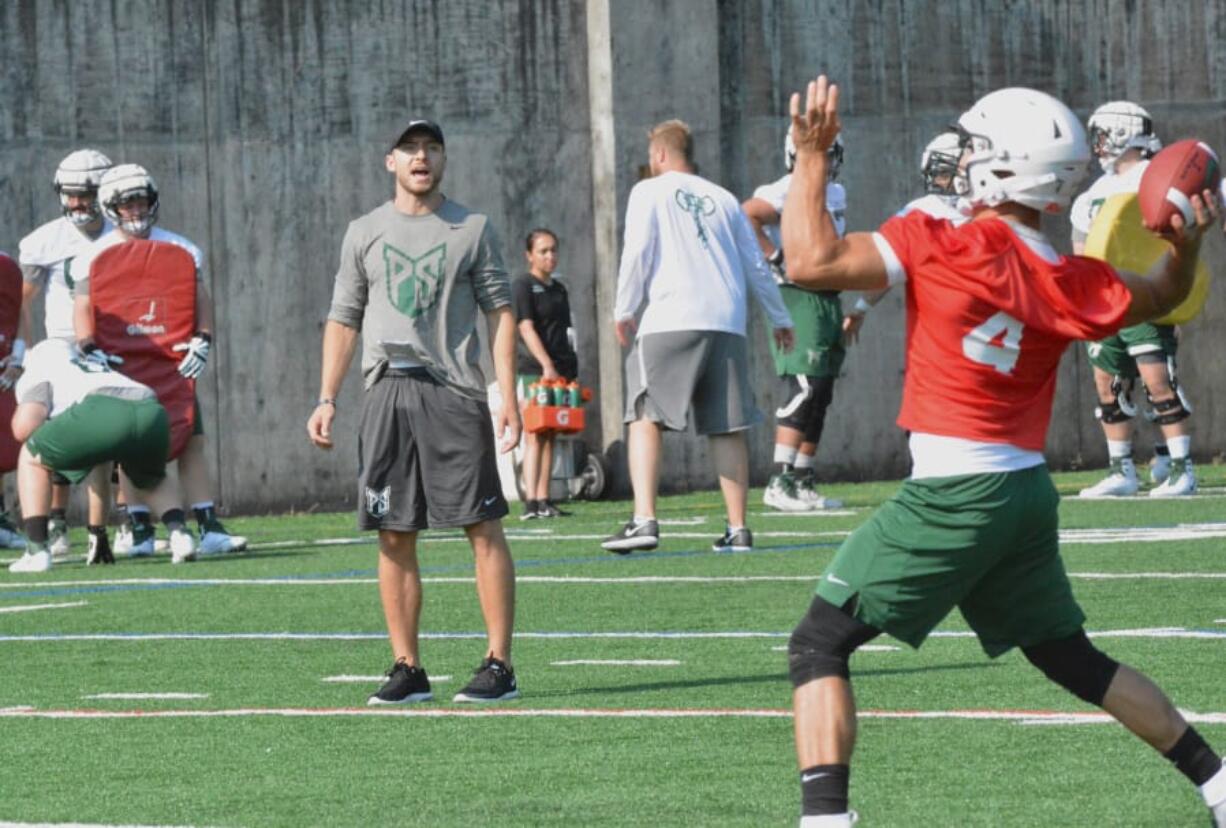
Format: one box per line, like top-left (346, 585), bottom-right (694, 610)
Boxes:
top-left (0, 541), bottom-right (840, 602)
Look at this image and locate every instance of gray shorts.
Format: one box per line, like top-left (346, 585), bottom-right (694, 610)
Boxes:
top-left (623, 330), bottom-right (761, 435)
top-left (357, 369), bottom-right (508, 532)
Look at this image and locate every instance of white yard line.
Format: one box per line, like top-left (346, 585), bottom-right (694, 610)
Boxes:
top-left (753, 510), bottom-right (858, 518)
top-left (0, 823), bottom-right (203, 828)
top-left (1, 706), bottom-right (1223, 726)
top-left (3, 626), bottom-right (1222, 644)
top-left (82, 693), bottom-right (209, 700)
top-left (551, 659), bottom-right (681, 666)
top-left (322, 674), bottom-right (451, 683)
top-left (6, 570), bottom-right (1226, 591)
top-left (0, 600), bottom-right (87, 613)
top-left (771, 644), bottom-right (900, 652)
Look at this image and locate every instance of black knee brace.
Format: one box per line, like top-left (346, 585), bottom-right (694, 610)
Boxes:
top-left (1094, 400), bottom-right (1132, 423)
top-left (788, 595), bottom-right (881, 687)
top-left (801, 376), bottom-right (836, 445)
top-left (1021, 631), bottom-right (1119, 706)
top-left (1149, 396), bottom-right (1190, 426)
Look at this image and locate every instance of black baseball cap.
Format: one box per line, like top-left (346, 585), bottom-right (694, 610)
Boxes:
top-left (391, 119), bottom-right (445, 150)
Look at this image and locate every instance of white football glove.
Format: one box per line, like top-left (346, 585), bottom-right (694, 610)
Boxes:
top-left (80, 343), bottom-right (124, 369)
top-left (173, 333), bottom-right (211, 379)
top-left (767, 249), bottom-right (788, 285)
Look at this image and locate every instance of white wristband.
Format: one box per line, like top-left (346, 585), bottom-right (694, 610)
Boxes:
top-left (10, 338), bottom-right (25, 366)
top-left (852, 297), bottom-right (872, 314)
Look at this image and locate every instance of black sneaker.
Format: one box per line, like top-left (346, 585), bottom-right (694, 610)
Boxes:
top-left (520, 500), bottom-right (542, 521)
top-left (538, 500), bottom-right (571, 518)
top-left (712, 526), bottom-right (752, 552)
top-left (601, 518), bottom-right (659, 553)
top-left (367, 660), bottom-right (433, 706)
top-left (453, 657), bottom-right (520, 703)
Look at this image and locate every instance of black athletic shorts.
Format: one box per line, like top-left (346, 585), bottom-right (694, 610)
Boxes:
top-left (357, 369), bottom-right (508, 532)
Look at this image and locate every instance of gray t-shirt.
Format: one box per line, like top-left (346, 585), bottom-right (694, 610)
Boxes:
top-left (327, 199), bottom-right (511, 400)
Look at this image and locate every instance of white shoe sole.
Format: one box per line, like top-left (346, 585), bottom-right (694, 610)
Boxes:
top-left (452, 689), bottom-right (520, 703)
top-left (367, 691), bottom-right (433, 706)
top-left (764, 491), bottom-right (811, 512)
top-left (601, 535), bottom-right (658, 552)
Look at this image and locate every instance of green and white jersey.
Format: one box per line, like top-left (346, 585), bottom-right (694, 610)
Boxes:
top-left (18, 216), bottom-right (113, 340)
top-left (1069, 161), bottom-right (1148, 239)
top-left (327, 199), bottom-right (511, 400)
top-left (15, 339), bottom-right (154, 418)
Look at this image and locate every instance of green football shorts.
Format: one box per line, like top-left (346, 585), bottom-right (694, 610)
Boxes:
top-left (27, 395), bottom-right (170, 491)
top-left (814, 464), bottom-right (1085, 657)
top-left (1086, 322), bottom-right (1177, 379)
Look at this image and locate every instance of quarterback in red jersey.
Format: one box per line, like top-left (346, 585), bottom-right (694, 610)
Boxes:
top-left (778, 76), bottom-right (1224, 827)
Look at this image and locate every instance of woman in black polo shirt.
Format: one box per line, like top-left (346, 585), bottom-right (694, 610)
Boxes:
top-left (513, 228), bottom-right (578, 519)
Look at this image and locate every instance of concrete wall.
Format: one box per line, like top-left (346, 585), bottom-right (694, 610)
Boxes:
top-left (0, 0), bottom-right (1222, 511)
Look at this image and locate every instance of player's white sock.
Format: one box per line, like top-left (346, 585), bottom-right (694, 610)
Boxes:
top-left (632, 515), bottom-right (654, 526)
top-left (1201, 760), bottom-right (1226, 812)
top-left (1107, 439), bottom-right (1132, 460)
top-left (774, 443), bottom-right (799, 467)
top-left (794, 453), bottom-right (816, 471)
top-left (1166, 434), bottom-right (1191, 461)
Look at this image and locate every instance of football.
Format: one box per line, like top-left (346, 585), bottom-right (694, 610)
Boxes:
top-left (1137, 139), bottom-right (1221, 232)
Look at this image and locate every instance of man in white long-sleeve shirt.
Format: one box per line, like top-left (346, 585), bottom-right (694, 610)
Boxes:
top-left (602, 119), bottom-right (794, 555)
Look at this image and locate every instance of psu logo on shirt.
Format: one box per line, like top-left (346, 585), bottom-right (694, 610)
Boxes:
top-left (365, 485), bottom-right (391, 519)
top-left (383, 242), bottom-right (446, 319)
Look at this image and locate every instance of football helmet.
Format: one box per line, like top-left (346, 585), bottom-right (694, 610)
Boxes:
top-left (1088, 101), bottom-right (1159, 172)
top-left (98, 164), bottom-right (159, 237)
top-left (785, 125), bottom-right (844, 180)
top-left (53, 149), bottom-right (112, 226)
top-left (955, 88), bottom-right (1090, 214)
top-left (921, 131), bottom-right (962, 195)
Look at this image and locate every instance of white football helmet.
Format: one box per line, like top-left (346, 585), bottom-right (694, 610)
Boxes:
top-left (955, 88), bottom-right (1091, 214)
top-left (920, 131), bottom-right (962, 195)
top-left (1087, 101), bottom-right (1160, 172)
top-left (53, 149), bottom-right (113, 226)
top-left (98, 164), bottom-right (159, 237)
top-left (785, 124), bottom-right (843, 181)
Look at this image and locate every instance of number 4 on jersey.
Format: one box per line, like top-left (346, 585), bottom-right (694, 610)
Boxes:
top-left (962, 311), bottom-right (1024, 374)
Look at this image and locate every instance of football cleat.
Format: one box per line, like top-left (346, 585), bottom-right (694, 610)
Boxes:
top-left (8, 547), bottom-right (52, 573)
top-left (128, 522), bottom-right (156, 558)
top-left (113, 524), bottom-right (134, 555)
top-left (795, 473), bottom-right (845, 510)
top-left (1078, 458), bottom-right (1139, 497)
top-left (48, 518), bottom-right (71, 560)
top-left (764, 472), bottom-right (811, 512)
top-left (198, 529), bottom-right (247, 556)
top-left (0, 524), bottom-right (26, 550)
top-left (1150, 452), bottom-right (1171, 485)
top-left (1149, 459), bottom-right (1196, 497)
top-left (169, 527), bottom-right (196, 564)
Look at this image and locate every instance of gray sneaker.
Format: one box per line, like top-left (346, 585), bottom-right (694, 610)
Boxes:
top-left (712, 527), bottom-right (752, 552)
top-left (601, 518), bottom-right (659, 554)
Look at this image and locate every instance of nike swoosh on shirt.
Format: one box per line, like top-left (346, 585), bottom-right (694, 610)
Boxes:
top-left (826, 574), bottom-right (849, 587)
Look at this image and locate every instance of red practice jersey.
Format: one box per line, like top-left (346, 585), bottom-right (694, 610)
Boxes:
top-left (877, 212), bottom-right (1131, 451)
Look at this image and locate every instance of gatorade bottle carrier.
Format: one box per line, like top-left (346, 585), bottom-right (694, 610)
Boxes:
top-left (523, 380), bottom-right (591, 434)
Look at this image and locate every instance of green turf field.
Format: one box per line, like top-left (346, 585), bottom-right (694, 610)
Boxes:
top-left (1, 467), bottom-right (1224, 826)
